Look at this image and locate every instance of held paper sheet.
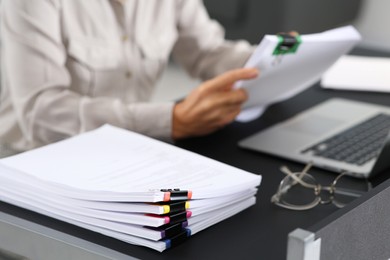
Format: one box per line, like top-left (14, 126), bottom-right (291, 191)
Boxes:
top-left (235, 25), bottom-right (361, 122)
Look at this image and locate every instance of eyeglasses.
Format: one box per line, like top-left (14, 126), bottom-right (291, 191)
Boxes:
top-left (271, 163), bottom-right (372, 210)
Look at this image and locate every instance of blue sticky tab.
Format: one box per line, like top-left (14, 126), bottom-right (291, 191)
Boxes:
top-left (165, 239), bottom-right (171, 249)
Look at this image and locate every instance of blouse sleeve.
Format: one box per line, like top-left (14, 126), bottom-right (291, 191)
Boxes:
top-left (1, 0), bottom-right (173, 149)
top-left (172, 0), bottom-right (256, 80)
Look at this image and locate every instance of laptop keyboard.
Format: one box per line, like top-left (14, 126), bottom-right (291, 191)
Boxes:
top-left (302, 113), bottom-right (390, 165)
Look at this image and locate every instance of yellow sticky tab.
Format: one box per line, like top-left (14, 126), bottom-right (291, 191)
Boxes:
top-left (185, 201), bottom-right (190, 209)
top-left (163, 205), bottom-right (170, 214)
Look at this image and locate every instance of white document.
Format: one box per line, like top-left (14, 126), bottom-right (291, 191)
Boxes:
top-left (321, 55), bottom-right (390, 92)
top-left (0, 125), bottom-right (261, 201)
top-left (235, 25), bottom-right (361, 122)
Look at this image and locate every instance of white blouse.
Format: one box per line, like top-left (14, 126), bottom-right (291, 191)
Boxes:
top-left (0, 0), bottom-right (254, 151)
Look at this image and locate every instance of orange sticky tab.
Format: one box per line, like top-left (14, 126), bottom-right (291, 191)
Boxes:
top-left (163, 192), bottom-right (171, 201)
top-left (187, 191), bottom-right (193, 200)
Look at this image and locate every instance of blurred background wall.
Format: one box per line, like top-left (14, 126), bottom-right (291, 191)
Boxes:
top-left (354, 0), bottom-right (390, 51)
top-left (203, 0), bottom-right (362, 44)
top-left (203, 0), bottom-right (390, 51)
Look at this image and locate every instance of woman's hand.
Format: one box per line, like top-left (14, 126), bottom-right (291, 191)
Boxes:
top-left (172, 68), bottom-right (259, 139)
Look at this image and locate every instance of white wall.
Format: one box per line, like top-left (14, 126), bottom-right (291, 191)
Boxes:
top-left (354, 0), bottom-right (390, 51)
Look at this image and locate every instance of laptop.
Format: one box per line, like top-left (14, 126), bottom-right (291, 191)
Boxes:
top-left (238, 98), bottom-right (390, 178)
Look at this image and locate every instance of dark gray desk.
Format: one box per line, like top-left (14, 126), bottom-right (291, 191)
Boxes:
top-left (1, 48), bottom-right (390, 260)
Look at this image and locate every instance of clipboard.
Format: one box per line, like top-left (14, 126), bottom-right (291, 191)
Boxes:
top-left (235, 25), bottom-right (362, 122)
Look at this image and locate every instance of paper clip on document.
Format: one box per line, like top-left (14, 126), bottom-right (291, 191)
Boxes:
top-left (161, 189), bottom-right (193, 201)
top-left (156, 200), bottom-right (190, 214)
top-left (273, 33), bottom-right (301, 65)
top-left (148, 196), bottom-right (193, 249)
top-left (146, 212), bottom-right (192, 249)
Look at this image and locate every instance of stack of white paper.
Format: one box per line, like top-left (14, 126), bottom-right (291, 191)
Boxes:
top-left (0, 125), bottom-right (261, 252)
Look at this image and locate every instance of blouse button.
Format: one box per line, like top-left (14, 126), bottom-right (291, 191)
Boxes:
top-left (125, 71), bottom-right (132, 78)
top-left (122, 35), bottom-right (129, 42)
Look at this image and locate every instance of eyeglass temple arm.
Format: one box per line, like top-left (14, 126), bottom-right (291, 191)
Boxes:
top-left (280, 164), bottom-right (317, 189)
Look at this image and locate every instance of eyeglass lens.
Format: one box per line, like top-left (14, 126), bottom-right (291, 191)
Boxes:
top-left (331, 174), bottom-right (370, 207)
top-left (279, 173), bottom-right (319, 207)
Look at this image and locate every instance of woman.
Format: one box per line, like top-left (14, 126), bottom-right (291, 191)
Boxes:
top-left (0, 0), bottom-right (258, 152)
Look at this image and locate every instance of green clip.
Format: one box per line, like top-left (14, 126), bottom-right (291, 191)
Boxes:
top-left (273, 34), bottom-right (301, 55)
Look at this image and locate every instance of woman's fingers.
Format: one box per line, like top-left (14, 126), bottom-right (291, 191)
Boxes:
top-left (200, 68), bottom-right (259, 93)
top-left (172, 68), bottom-right (258, 140)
